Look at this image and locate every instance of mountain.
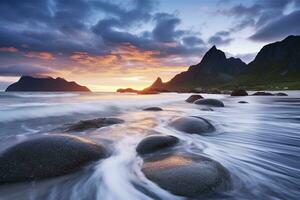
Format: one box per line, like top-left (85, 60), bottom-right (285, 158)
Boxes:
top-left (228, 35), bottom-right (300, 89)
top-left (5, 76), bottom-right (91, 92)
top-left (145, 46), bottom-right (247, 91)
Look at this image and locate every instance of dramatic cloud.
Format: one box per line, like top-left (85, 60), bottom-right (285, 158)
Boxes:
top-left (0, 0), bottom-right (298, 91)
top-left (250, 10), bottom-right (300, 41)
top-left (208, 31), bottom-right (233, 46)
top-left (218, 0), bottom-right (300, 31)
top-left (0, 65), bottom-right (56, 76)
top-left (182, 36), bottom-right (205, 47)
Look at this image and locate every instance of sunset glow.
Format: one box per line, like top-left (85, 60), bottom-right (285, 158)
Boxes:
top-left (1, 0), bottom-right (299, 91)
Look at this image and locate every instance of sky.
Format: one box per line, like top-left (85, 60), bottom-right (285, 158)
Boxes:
top-left (0, 0), bottom-right (300, 91)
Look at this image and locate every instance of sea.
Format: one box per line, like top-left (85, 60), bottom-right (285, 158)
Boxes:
top-left (0, 91), bottom-right (299, 200)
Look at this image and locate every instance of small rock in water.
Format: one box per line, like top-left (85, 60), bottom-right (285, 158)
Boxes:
top-left (142, 154), bottom-right (230, 198)
top-left (170, 116), bottom-right (215, 135)
top-left (143, 107), bottom-right (163, 111)
top-left (136, 135), bottom-right (179, 155)
top-left (0, 134), bottom-right (107, 184)
top-left (63, 117), bottom-right (124, 132)
top-left (194, 99), bottom-right (225, 107)
top-left (185, 95), bottom-right (203, 103)
top-left (275, 92), bottom-right (288, 96)
top-left (200, 107), bottom-right (214, 111)
top-left (231, 89), bottom-right (248, 96)
top-left (252, 91), bottom-right (274, 96)
top-left (238, 101), bottom-right (248, 104)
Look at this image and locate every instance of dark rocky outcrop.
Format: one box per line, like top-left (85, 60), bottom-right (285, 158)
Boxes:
top-left (252, 92), bottom-right (274, 96)
top-left (0, 134), bottom-right (107, 184)
top-left (194, 99), bottom-right (225, 107)
top-left (143, 46), bottom-right (247, 92)
top-left (116, 88), bottom-right (138, 93)
top-left (142, 154), bottom-right (230, 197)
top-left (185, 95), bottom-right (203, 103)
top-left (230, 35), bottom-right (300, 89)
top-left (143, 107), bottom-right (163, 111)
top-left (5, 76), bottom-right (91, 92)
top-left (141, 35), bottom-right (300, 92)
top-left (170, 116), bottom-right (215, 135)
top-left (238, 101), bottom-right (248, 104)
top-left (136, 135), bottom-right (179, 155)
top-left (63, 117), bottom-right (124, 132)
top-left (231, 89), bottom-right (248, 96)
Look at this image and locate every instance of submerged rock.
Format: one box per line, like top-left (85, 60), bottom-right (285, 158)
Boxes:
top-left (142, 154), bottom-right (230, 198)
top-left (136, 135), bottom-right (179, 155)
top-left (63, 117), bottom-right (124, 132)
top-left (252, 92), bottom-right (274, 96)
top-left (231, 89), bottom-right (248, 96)
top-left (170, 116), bottom-right (215, 135)
top-left (0, 134), bottom-right (107, 184)
top-left (275, 92), bottom-right (288, 96)
top-left (185, 95), bottom-right (203, 103)
top-left (200, 107), bottom-right (214, 111)
top-left (194, 99), bottom-right (225, 107)
top-left (143, 107), bottom-right (163, 111)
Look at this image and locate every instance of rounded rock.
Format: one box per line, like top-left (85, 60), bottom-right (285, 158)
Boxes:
top-left (0, 134), bottom-right (107, 184)
top-left (185, 95), bottom-right (203, 103)
top-left (64, 117), bottom-right (124, 132)
top-left (142, 154), bottom-right (230, 198)
top-left (136, 135), bottom-right (179, 155)
top-left (143, 107), bottom-right (163, 111)
top-left (231, 89), bottom-right (248, 96)
top-left (194, 99), bottom-right (224, 107)
top-left (170, 116), bottom-right (215, 135)
top-left (275, 92), bottom-right (288, 96)
top-left (252, 92), bottom-right (274, 96)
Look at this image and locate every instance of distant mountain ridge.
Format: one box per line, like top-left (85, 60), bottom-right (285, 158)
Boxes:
top-left (6, 76), bottom-right (91, 92)
top-left (228, 35), bottom-right (300, 89)
top-left (144, 35), bottom-right (300, 91)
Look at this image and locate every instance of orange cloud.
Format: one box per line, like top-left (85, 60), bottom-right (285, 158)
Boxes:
top-left (25, 51), bottom-right (55, 60)
top-left (0, 47), bottom-right (19, 53)
top-left (70, 44), bottom-right (161, 69)
top-left (70, 52), bottom-right (119, 66)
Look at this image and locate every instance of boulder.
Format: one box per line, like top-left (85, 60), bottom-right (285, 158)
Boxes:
top-left (230, 89), bottom-right (248, 96)
top-left (63, 117), bottom-right (124, 132)
top-left (185, 95), bottom-right (203, 103)
top-left (0, 134), bottom-right (107, 184)
top-left (143, 107), bottom-right (163, 111)
top-left (275, 92), bottom-right (288, 96)
top-left (136, 135), bottom-right (179, 155)
top-left (194, 99), bottom-right (225, 107)
top-left (238, 101), bottom-right (248, 104)
top-left (142, 154), bottom-right (230, 198)
top-left (170, 117), bottom-right (215, 135)
top-left (252, 92), bottom-right (274, 96)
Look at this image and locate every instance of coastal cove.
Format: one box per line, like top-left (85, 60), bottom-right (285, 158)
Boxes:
top-left (0, 91), bottom-right (299, 200)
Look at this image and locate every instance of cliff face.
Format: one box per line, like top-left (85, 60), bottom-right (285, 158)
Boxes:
top-left (5, 76), bottom-right (91, 92)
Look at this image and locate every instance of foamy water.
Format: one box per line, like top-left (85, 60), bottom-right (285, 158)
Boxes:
top-left (0, 92), bottom-right (299, 200)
